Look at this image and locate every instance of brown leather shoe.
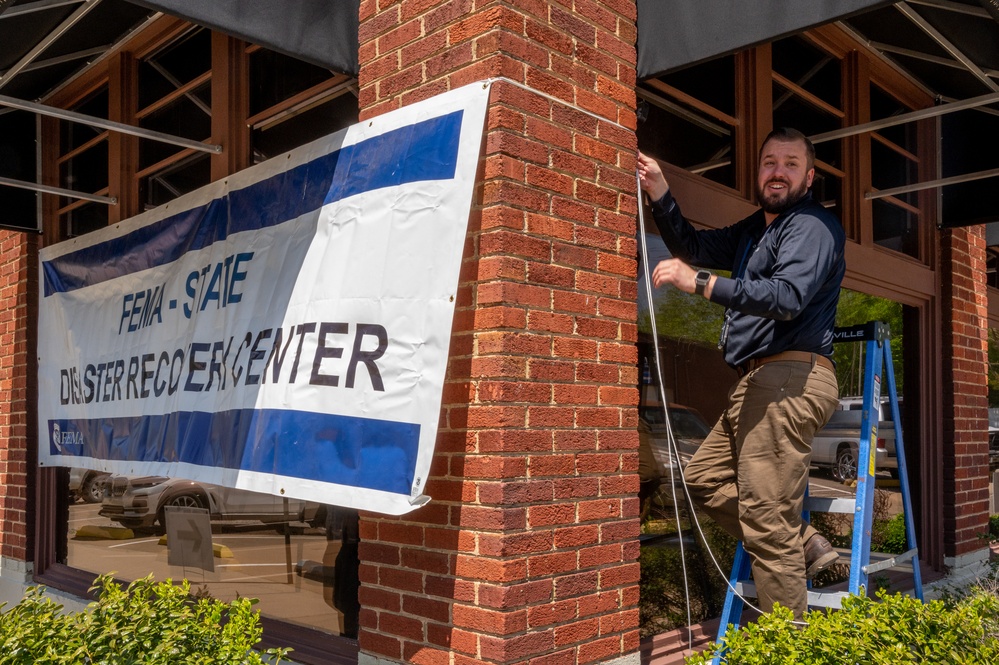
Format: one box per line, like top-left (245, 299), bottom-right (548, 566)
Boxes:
top-left (804, 533), bottom-right (839, 578)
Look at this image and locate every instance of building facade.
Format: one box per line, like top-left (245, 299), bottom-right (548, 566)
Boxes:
top-left (0, 2), bottom-right (995, 664)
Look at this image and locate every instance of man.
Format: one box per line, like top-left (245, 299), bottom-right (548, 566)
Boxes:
top-left (637, 128), bottom-right (844, 619)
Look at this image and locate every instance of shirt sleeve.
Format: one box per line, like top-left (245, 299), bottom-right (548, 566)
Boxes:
top-left (709, 212), bottom-right (842, 321)
top-left (649, 191), bottom-right (743, 271)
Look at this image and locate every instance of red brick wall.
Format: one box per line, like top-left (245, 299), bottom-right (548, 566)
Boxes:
top-left (356, 1), bottom-right (641, 663)
top-left (940, 225), bottom-right (990, 557)
top-left (0, 230), bottom-right (37, 562)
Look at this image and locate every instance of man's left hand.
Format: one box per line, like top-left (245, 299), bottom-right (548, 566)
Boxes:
top-left (652, 258), bottom-right (712, 298)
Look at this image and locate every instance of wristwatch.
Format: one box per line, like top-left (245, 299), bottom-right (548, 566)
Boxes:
top-left (694, 270), bottom-right (711, 296)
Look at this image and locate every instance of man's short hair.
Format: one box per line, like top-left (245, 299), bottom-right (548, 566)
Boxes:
top-left (759, 127), bottom-right (815, 171)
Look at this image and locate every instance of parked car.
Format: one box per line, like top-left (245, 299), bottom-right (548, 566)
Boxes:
top-left (640, 403), bottom-right (711, 474)
top-left (99, 475), bottom-right (325, 533)
top-left (812, 397), bottom-right (901, 481)
top-left (69, 468), bottom-right (110, 504)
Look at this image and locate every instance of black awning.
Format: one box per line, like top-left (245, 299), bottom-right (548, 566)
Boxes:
top-left (3, 0), bottom-right (997, 231)
top-left (637, 0), bottom-right (893, 79)
top-left (126, 0), bottom-right (359, 76)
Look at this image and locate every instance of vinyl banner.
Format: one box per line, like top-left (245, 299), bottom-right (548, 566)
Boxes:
top-left (38, 82), bottom-right (490, 515)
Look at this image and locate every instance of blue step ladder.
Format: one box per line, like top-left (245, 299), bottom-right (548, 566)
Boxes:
top-left (711, 321), bottom-right (923, 661)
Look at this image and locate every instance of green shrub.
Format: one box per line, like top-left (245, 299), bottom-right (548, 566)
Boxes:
top-left (874, 512), bottom-right (908, 555)
top-left (0, 574), bottom-right (290, 664)
top-left (990, 514), bottom-right (999, 543)
top-left (685, 589), bottom-right (999, 664)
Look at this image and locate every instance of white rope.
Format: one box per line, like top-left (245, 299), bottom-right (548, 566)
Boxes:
top-left (636, 171), bottom-right (694, 650)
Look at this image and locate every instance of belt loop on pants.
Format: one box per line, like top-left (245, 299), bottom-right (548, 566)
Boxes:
top-left (738, 350), bottom-right (835, 377)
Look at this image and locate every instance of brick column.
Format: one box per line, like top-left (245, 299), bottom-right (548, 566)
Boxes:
top-left (940, 225), bottom-right (990, 560)
top-left (356, 2), bottom-right (640, 664)
top-left (0, 230), bottom-right (37, 564)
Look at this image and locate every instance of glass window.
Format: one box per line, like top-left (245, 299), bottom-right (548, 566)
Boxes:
top-left (248, 49), bottom-right (337, 117)
top-left (869, 85), bottom-right (921, 259)
top-left (771, 36), bottom-right (844, 220)
top-left (251, 91), bottom-right (359, 163)
top-left (138, 151), bottom-right (211, 208)
top-left (811, 166), bottom-right (843, 217)
top-left (872, 198), bottom-right (919, 256)
top-left (58, 30), bottom-right (363, 650)
top-left (0, 110), bottom-right (37, 230)
top-left (987, 249), bottom-right (999, 289)
top-left (138, 29), bottom-right (213, 108)
top-left (637, 285), bottom-right (911, 639)
top-left (637, 55), bottom-right (738, 189)
top-left (988, 327), bottom-right (999, 409)
top-left (772, 36), bottom-right (841, 111)
top-left (248, 46), bottom-right (358, 162)
top-left (136, 27), bottom-right (213, 211)
top-left (66, 478), bottom-right (358, 638)
top-left (58, 87), bottom-right (110, 237)
top-left (59, 140), bottom-right (109, 195)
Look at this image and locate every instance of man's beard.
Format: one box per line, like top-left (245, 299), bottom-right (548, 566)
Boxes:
top-left (757, 178), bottom-right (809, 215)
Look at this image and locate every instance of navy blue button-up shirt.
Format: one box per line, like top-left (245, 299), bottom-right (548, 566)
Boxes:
top-left (651, 190), bottom-right (846, 369)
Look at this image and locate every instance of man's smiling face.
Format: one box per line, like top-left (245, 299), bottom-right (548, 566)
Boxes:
top-left (756, 137), bottom-right (815, 217)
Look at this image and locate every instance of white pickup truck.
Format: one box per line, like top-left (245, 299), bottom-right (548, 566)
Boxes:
top-left (811, 398), bottom-right (900, 482)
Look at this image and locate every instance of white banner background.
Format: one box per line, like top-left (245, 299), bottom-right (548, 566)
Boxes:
top-left (38, 82), bottom-right (490, 515)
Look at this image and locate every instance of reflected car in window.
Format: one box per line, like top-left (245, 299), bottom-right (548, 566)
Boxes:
top-left (812, 397), bottom-right (900, 481)
top-left (99, 475), bottom-right (324, 533)
top-left (69, 467), bottom-right (111, 504)
top-left (640, 403), bottom-right (712, 473)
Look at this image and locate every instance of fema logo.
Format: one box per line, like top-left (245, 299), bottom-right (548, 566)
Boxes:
top-left (50, 421), bottom-right (85, 455)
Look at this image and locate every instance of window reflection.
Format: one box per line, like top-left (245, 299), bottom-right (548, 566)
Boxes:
top-left (136, 27), bottom-right (213, 211)
top-left (58, 87), bottom-right (110, 237)
top-left (66, 471), bottom-right (359, 638)
top-left (247, 46), bottom-right (358, 163)
top-left (637, 55), bottom-right (738, 190)
top-left (869, 84), bottom-right (922, 259)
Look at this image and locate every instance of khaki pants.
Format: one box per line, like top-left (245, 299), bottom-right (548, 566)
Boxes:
top-left (684, 359), bottom-right (839, 618)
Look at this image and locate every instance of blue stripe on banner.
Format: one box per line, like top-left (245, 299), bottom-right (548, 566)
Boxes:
top-left (47, 410), bottom-right (421, 495)
top-left (43, 110), bottom-right (464, 296)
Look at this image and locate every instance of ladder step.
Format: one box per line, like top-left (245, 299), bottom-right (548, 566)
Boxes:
top-left (863, 547), bottom-right (918, 575)
top-left (829, 546), bottom-right (920, 572)
top-left (805, 496), bottom-right (856, 514)
top-left (734, 581), bottom-right (851, 609)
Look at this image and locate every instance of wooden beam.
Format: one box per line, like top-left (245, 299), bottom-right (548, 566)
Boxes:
top-left (211, 32), bottom-right (249, 180)
top-left (642, 78), bottom-right (739, 129)
top-left (735, 45), bottom-right (771, 200)
top-left (107, 51), bottom-right (137, 223)
top-left (135, 70), bottom-right (211, 120)
top-left (772, 71), bottom-right (845, 119)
